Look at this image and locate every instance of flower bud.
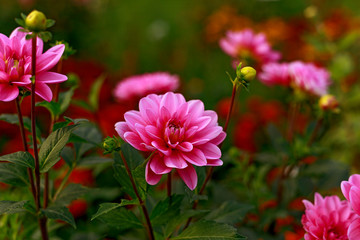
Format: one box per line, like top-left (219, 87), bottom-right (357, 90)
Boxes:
top-left (25, 10), bottom-right (47, 31)
top-left (240, 66), bottom-right (257, 82)
top-left (319, 94), bottom-right (339, 111)
top-left (103, 137), bottom-right (121, 154)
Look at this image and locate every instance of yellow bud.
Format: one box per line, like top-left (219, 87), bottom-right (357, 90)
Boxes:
top-left (319, 94), bottom-right (339, 111)
top-left (240, 66), bottom-right (257, 82)
top-left (25, 10), bottom-right (47, 31)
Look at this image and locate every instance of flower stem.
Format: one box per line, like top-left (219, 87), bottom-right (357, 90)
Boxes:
top-left (52, 166), bottom-right (72, 202)
top-left (184, 84), bottom-right (238, 229)
top-left (31, 35), bottom-right (49, 240)
top-left (15, 97), bottom-right (36, 200)
top-left (119, 151), bottom-right (154, 240)
top-left (167, 171), bottom-right (172, 205)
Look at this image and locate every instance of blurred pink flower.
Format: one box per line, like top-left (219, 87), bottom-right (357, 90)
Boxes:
top-left (259, 61), bottom-right (331, 96)
top-left (113, 72), bottom-right (179, 102)
top-left (302, 193), bottom-right (357, 240)
top-left (0, 27), bottom-right (66, 102)
top-left (342, 174), bottom-right (360, 240)
top-left (258, 62), bottom-right (291, 86)
top-left (115, 92), bottom-right (226, 190)
top-left (289, 61), bottom-right (331, 96)
top-left (219, 29), bottom-right (281, 64)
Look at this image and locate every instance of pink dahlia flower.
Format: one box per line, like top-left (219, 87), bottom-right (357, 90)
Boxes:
top-left (259, 61), bottom-right (331, 96)
top-left (0, 27), bottom-right (66, 102)
top-left (289, 61), bottom-right (331, 96)
top-left (113, 72), bottom-right (179, 102)
top-left (341, 174), bottom-right (360, 240)
top-left (115, 92), bottom-right (226, 190)
top-left (302, 193), bottom-right (357, 240)
top-left (219, 29), bottom-right (281, 64)
top-left (258, 62), bottom-right (291, 86)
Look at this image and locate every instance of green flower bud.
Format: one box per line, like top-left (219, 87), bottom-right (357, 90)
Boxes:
top-left (103, 137), bottom-right (121, 154)
top-left (240, 66), bottom-right (257, 82)
top-left (25, 10), bottom-right (47, 32)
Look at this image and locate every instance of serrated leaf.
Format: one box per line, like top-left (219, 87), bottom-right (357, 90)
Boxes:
top-left (0, 163), bottom-right (29, 187)
top-left (39, 125), bottom-right (78, 172)
top-left (205, 201), bottom-right (254, 224)
top-left (120, 198), bottom-right (140, 206)
top-left (150, 195), bottom-right (184, 226)
top-left (36, 101), bottom-right (61, 118)
top-left (53, 184), bottom-right (88, 206)
top-left (0, 151), bottom-right (35, 169)
top-left (171, 220), bottom-right (246, 240)
top-left (42, 206), bottom-right (76, 228)
top-left (0, 200), bottom-right (29, 214)
top-left (92, 203), bottom-right (142, 230)
top-left (88, 74), bottom-right (106, 111)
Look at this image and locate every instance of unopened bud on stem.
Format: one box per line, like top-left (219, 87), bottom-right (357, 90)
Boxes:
top-left (319, 94), bottom-right (339, 111)
top-left (25, 10), bottom-right (47, 32)
top-left (240, 66), bottom-right (256, 82)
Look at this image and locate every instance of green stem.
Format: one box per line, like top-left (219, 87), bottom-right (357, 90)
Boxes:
top-left (52, 167), bottom-right (72, 202)
top-left (119, 151), bottom-right (154, 240)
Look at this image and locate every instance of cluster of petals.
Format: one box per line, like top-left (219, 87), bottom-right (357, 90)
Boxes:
top-left (341, 174), bottom-right (360, 240)
top-left (219, 29), bottom-right (281, 64)
top-left (113, 72), bottom-right (179, 102)
top-left (259, 61), bottom-right (331, 96)
top-left (115, 92), bottom-right (226, 190)
top-left (0, 27), bottom-right (67, 102)
top-left (301, 192), bottom-right (357, 240)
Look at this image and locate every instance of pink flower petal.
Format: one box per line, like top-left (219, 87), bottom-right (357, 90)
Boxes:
top-left (12, 74), bottom-right (32, 86)
top-left (177, 165), bottom-right (197, 190)
top-left (198, 143), bottom-right (221, 159)
top-left (177, 142), bottom-right (193, 152)
top-left (348, 218), bottom-right (360, 240)
top-left (206, 159), bottom-right (223, 166)
top-left (0, 84), bottom-right (19, 101)
top-left (145, 162), bottom-right (162, 185)
top-left (36, 44), bottom-right (65, 72)
top-left (164, 152), bottom-right (188, 169)
top-left (151, 141), bottom-right (171, 156)
top-left (149, 154), bottom-right (172, 174)
top-left (33, 82), bottom-right (53, 102)
top-left (115, 122), bottom-right (130, 139)
top-left (349, 187), bottom-right (360, 215)
top-left (0, 72), bottom-right (9, 81)
top-left (211, 131), bottom-right (226, 145)
top-left (124, 132), bottom-right (148, 151)
top-left (181, 148), bottom-right (207, 166)
top-left (0, 33), bottom-right (9, 56)
top-left (36, 72), bottom-right (68, 84)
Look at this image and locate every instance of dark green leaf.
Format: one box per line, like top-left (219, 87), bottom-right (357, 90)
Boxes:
top-left (0, 163), bottom-right (29, 187)
top-left (171, 220), bottom-right (246, 240)
top-left (53, 184), bottom-right (88, 206)
top-left (91, 203), bottom-right (121, 221)
top-left (0, 200), bottom-right (29, 214)
top-left (38, 31), bottom-right (52, 42)
top-left (42, 206), bottom-right (76, 228)
top-left (39, 125), bottom-right (78, 172)
top-left (0, 114), bottom-right (41, 141)
top-left (73, 124), bottom-right (102, 158)
top-left (71, 99), bottom-right (93, 112)
top-left (121, 143), bottom-right (144, 170)
top-left (61, 146), bottom-right (75, 167)
top-left (36, 101), bottom-right (61, 118)
top-left (15, 18), bottom-right (25, 27)
top-left (113, 153), bottom-right (136, 198)
top-left (78, 156), bottom-right (113, 166)
top-left (151, 195), bottom-right (184, 226)
top-left (59, 88), bottom-right (75, 115)
top-left (46, 19), bottom-right (55, 28)
top-left (205, 201), bottom-right (254, 224)
top-left (0, 151), bottom-right (35, 169)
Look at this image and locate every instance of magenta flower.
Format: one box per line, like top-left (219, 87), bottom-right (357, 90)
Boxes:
top-left (289, 61), bottom-right (331, 96)
top-left (0, 27), bottom-right (67, 102)
top-left (302, 193), bottom-right (357, 240)
top-left (219, 29), bottom-right (281, 64)
top-left (258, 62), bottom-right (291, 86)
top-left (115, 92), bottom-right (226, 190)
top-left (341, 174), bottom-right (360, 240)
top-left (114, 72), bottom-right (179, 102)
top-left (259, 61), bottom-right (331, 96)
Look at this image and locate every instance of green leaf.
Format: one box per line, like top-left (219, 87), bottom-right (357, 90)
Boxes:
top-left (0, 200), bottom-right (29, 214)
top-left (150, 195), bottom-right (184, 226)
top-left (0, 114), bottom-right (41, 141)
top-left (78, 156), bottom-right (113, 166)
top-left (0, 151), bottom-right (35, 169)
top-left (121, 143), bottom-right (144, 170)
top-left (41, 206), bottom-right (76, 228)
top-left (38, 31), bottom-right (52, 42)
top-left (15, 18), bottom-right (25, 27)
top-left (205, 201), bottom-right (254, 224)
top-left (46, 19), bottom-right (55, 28)
top-left (171, 220), bottom-right (246, 240)
top-left (39, 125), bottom-right (78, 172)
top-left (91, 203), bottom-right (142, 230)
top-left (61, 146), bottom-right (75, 167)
top-left (0, 163), bottom-right (29, 187)
top-left (59, 87), bottom-right (75, 115)
top-left (36, 101), bottom-right (61, 118)
top-left (88, 74), bottom-right (106, 112)
top-left (73, 124), bottom-right (102, 158)
top-left (53, 184), bottom-right (88, 206)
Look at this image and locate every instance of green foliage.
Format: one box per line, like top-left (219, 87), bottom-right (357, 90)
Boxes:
top-left (150, 195), bottom-right (184, 226)
top-left (88, 74), bottom-right (106, 112)
top-left (0, 200), bottom-right (29, 215)
top-left (204, 201), bottom-right (254, 224)
top-left (171, 220), bottom-right (246, 240)
top-left (41, 206), bottom-right (76, 228)
top-left (0, 163), bottom-right (29, 187)
top-left (39, 125), bottom-right (79, 172)
top-left (0, 114), bottom-right (41, 141)
top-left (53, 184), bottom-right (88, 206)
top-left (0, 151), bottom-right (35, 169)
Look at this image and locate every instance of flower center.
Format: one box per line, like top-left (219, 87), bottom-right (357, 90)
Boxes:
top-left (164, 120), bottom-right (184, 147)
